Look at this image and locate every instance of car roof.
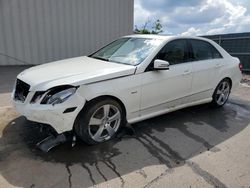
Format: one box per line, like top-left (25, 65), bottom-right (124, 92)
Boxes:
top-left (124, 34), bottom-right (172, 40)
top-left (123, 34), bottom-right (211, 43)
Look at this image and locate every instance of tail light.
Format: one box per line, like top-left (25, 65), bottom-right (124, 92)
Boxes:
top-left (239, 63), bottom-right (243, 72)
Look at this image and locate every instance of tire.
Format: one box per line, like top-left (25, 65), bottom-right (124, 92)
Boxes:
top-left (74, 98), bottom-right (125, 145)
top-left (211, 78), bottom-right (231, 107)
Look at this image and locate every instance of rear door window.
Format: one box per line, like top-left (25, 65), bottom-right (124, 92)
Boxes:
top-left (189, 39), bottom-right (222, 61)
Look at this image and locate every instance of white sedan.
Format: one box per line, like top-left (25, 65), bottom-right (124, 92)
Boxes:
top-left (12, 35), bottom-right (242, 145)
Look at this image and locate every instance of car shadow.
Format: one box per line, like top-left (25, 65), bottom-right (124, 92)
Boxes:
top-left (0, 98), bottom-right (250, 187)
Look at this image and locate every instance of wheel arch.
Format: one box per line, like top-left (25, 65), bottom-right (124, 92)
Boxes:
top-left (80, 95), bottom-right (127, 119)
top-left (73, 94), bottom-right (127, 144)
top-left (222, 77), bottom-right (232, 88)
top-left (211, 76), bottom-right (232, 107)
top-left (213, 77), bottom-right (232, 94)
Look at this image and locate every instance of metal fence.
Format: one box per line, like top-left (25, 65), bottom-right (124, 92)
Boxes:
top-left (203, 32), bottom-right (250, 72)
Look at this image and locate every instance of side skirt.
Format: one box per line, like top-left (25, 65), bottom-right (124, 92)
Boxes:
top-left (127, 98), bottom-right (212, 124)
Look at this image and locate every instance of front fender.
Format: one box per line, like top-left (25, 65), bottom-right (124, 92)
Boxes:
top-left (76, 75), bottom-right (142, 121)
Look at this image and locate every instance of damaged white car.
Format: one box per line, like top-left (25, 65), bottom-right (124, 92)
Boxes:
top-left (12, 35), bottom-right (242, 145)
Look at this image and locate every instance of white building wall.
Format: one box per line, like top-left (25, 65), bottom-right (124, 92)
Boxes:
top-left (0, 0), bottom-right (134, 65)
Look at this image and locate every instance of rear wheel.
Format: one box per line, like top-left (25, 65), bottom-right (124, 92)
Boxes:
top-left (212, 79), bottom-right (231, 107)
top-left (74, 98), bottom-right (125, 145)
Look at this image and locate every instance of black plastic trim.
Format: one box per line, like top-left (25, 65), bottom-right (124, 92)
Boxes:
top-left (63, 107), bottom-right (77, 113)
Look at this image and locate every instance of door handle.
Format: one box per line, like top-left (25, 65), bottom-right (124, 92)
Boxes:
top-left (215, 63), bottom-right (223, 68)
top-left (182, 70), bottom-right (191, 75)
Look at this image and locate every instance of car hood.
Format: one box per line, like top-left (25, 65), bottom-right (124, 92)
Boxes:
top-left (17, 56), bottom-right (136, 91)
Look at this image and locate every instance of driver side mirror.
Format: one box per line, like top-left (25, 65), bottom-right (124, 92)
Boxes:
top-left (153, 59), bottom-right (169, 70)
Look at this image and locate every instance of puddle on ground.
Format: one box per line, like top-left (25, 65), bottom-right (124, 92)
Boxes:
top-left (0, 99), bottom-right (250, 187)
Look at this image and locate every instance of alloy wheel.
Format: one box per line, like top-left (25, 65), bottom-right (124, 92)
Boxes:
top-left (88, 104), bottom-right (121, 142)
top-left (216, 81), bottom-right (230, 106)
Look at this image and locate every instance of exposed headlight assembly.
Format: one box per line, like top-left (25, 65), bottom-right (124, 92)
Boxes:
top-left (31, 86), bottom-right (77, 105)
top-left (30, 91), bottom-right (45, 104)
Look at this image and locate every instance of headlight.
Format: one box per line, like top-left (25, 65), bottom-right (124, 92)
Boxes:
top-left (40, 86), bottom-right (77, 105)
top-left (30, 91), bottom-right (45, 104)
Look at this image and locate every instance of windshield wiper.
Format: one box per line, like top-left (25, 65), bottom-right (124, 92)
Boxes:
top-left (91, 56), bottom-right (109, 62)
top-left (90, 56), bottom-right (133, 66)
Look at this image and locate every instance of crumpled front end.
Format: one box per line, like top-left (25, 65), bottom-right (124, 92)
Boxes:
top-left (12, 79), bottom-right (85, 134)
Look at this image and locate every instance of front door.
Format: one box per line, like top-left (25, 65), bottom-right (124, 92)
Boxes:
top-left (140, 39), bottom-right (193, 116)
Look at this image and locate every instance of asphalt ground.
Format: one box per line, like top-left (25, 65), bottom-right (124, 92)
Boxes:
top-left (0, 66), bottom-right (249, 187)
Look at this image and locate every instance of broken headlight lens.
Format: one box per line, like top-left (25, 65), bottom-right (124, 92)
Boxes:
top-left (30, 91), bottom-right (45, 104)
top-left (41, 86), bottom-right (77, 105)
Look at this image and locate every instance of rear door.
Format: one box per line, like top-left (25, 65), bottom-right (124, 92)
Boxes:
top-left (188, 39), bottom-right (223, 101)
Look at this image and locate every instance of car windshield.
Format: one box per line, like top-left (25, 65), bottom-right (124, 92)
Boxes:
top-left (89, 37), bottom-right (163, 65)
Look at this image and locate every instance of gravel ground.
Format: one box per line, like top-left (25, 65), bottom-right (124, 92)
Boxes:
top-left (241, 73), bottom-right (250, 86)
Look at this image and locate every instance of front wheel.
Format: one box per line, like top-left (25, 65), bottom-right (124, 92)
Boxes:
top-left (74, 98), bottom-right (125, 145)
top-left (211, 79), bottom-right (231, 107)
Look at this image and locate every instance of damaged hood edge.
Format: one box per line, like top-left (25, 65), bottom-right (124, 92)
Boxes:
top-left (17, 56), bottom-right (136, 91)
